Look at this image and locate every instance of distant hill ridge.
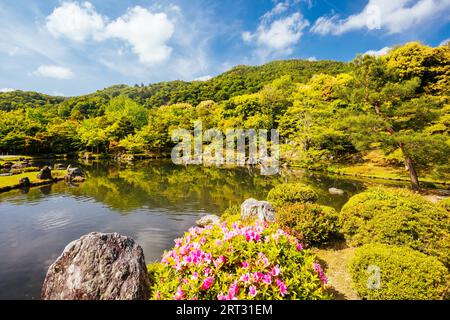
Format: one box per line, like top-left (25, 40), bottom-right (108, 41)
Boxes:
top-left (0, 59), bottom-right (348, 111)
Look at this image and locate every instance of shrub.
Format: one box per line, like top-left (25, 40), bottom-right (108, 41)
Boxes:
top-left (277, 203), bottom-right (340, 245)
top-left (221, 205), bottom-right (241, 223)
top-left (437, 197), bottom-right (450, 211)
top-left (267, 183), bottom-right (318, 207)
top-left (340, 187), bottom-right (450, 266)
top-left (149, 221), bottom-right (330, 300)
top-left (350, 244), bottom-right (450, 300)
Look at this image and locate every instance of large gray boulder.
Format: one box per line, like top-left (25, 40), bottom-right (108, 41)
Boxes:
top-left (196, 214), bottom-right (221, 227)
top-left (241, 198), bottom-right (276, 222)
top-left (41, 232), bottom-right (149, 300)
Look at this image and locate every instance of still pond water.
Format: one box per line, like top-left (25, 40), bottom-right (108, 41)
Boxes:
top-left (0, 160), bottom-right (405, 299)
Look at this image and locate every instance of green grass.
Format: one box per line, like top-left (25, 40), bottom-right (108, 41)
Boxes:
top-left (0, 170), bottom-right (66, 188)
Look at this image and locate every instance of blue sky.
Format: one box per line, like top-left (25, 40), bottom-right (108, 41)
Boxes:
top-left (0, 0), bottom-right (449, 96)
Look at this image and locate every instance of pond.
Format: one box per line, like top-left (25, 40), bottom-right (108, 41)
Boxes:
top-left (0, 160), bottom-right (404, 299)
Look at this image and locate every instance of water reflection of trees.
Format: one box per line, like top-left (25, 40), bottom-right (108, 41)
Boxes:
top-left (0, 161), bottom-right (396, 213)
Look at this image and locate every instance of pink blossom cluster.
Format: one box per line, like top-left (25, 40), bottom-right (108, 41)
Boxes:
top-left (157, 220), bottom-right (323, 300)
top-left (313, 262), bottom-right (328, 284)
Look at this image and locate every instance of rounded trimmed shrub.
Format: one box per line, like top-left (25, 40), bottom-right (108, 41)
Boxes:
top-left (350, 244), bottom-right (450, 300)
top-left (267, 183), bottom-right (318, 207)
top-left (277, 203), bottom-right (340, 245)
top-left (340, 187), bottom-right (450, 266)
top-left (437, 197), bottom-right (450, 211)
top-left (149, 221), bottom-right (330, 300)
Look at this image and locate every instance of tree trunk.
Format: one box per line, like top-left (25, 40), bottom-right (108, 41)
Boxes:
top-left (389, 130), bottom-right (421, 192)
top-left (405, 156), bottom-right (420, 192)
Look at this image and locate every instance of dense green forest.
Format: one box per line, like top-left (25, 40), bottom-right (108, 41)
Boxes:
top-left (1, 41), bottom-right (449, 190)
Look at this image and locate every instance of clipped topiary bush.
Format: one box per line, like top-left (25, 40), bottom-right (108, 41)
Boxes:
top-left (340, 187), bottom-right (450, 266)
top-left (350, 244), bottom-right (450, 300)
top-left (277, 203), bottom-right (340, 246)
top-left (267, 183), bottom-right (318, 207)
top-left (148, 221), bottom-right (330, 300)
top-left (437, 197), bottom-right (450, 211)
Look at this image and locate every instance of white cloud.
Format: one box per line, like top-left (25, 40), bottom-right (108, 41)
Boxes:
top-left (45, 2), bottom-right (175, 66)
top-left (306, 56), bottom-right (317, 61)
top-left (103, 7), bottom-right (174, 66)
top-left (32, 65), bottom-right (74, 79)
top-left (311, 0), bottom-right (450, 35)
top-left (243, 12), bottom-right (309, 57)
top-left (46, 1), bottom-right (106, 42)
top-left (193, 75), bottom-right (212, 81)
top-left (364, 46), bottom-right (392, 56)
top-left (0, 88), bottom-right (15, 92)
top-left (440, 38), bottom-right (450, 46)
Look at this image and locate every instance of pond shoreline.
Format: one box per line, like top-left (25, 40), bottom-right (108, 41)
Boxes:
top-left (0, 176), bottom-right (65, 194)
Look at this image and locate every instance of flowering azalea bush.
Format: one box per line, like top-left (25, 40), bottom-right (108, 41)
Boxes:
top-left (148, 221), bottom-right (330, 300)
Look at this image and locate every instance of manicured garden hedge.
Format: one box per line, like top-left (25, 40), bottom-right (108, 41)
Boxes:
top-left (276, 203), bottom-right (340, 245)
top-left (340, 187), bottom-right (450, 266)
top-left (350, 244), bottom-right (450, 300)
top-left (267, 183), bottom-right (318, 207)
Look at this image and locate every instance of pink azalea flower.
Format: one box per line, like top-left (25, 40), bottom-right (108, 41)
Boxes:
top-left (252, 272), bottom-right (264, 282)
top-left (239, 273), bottom-right (251, 284)
top-left (174, 238), bottom-right (183, 247)
top-left (276, 279), bottom-right (288, 296)
top-left (313, 262), bottom-right (328, 284)
top-left (271, 265), bottom-right (281, 277)
top-left (191, 272), bottom-right (199, 280)
top-left (203, 267), bottom-right (211, 276)
top-left (201, 276), bottom-right (214, 290)
top-left (248, 285), bottom-right (257, 298)
top-left (241, 261), bottom-right (249, 269)
top-left (227, 281), bottom-right (239, 300)
top-left (296, 243), bottom-right (303, 251)
top-left (214, 255), bottom-right (226, 268)
top-left (262, 274), bottom-right (272, 285)
top-left (217, 293), bottom-right (227, 300)
top-left (174, 286), bottom-right (185, 300)
top-left (245, 230), bottom-right (261, 242)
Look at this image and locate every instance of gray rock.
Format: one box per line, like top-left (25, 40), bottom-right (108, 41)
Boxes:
top-left (41, 232), bottom-right (150, 300)
top-left (329, 188), bottom-right (345, 195)
top-left (241, 198), bottom-right (276, 222)
top-left (11, 162), bottom-right (30, 170)
top-left (54, 163), bottom-right (65, 170)
top-left (67, 165), bottom-right (83, 177)
top-left (71, 176), bottom-right (85, 183)
top-left (37, 166), bottom-right (52, 180)
top-left (196, 214), bottom-right (221, 227)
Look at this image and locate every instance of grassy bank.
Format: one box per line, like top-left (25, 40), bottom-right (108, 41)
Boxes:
top-left (0, 170), bottom-right (66, 190)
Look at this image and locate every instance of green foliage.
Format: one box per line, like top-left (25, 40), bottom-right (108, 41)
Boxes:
top-left (149, 221), bottom-right (330, 300)
top-left (276, 203), bottom-right (340, 245)
top-left (340, 187), bottom-right (450, 266)
top-left (350, 244), bottom-right (450, 300)
top-left (437, 197), bottom-right (450, 211)
top-left (267, 183), bottom-right (318, 207)
top-left (0, 42), bottom-right (448, 189)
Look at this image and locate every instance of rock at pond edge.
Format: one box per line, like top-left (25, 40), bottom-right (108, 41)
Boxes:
top-left (41, 232), bottom-right (150, 300)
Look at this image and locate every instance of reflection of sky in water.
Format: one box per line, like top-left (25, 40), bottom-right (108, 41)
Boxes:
top-left (0, 161), bottom-right (399, 299)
